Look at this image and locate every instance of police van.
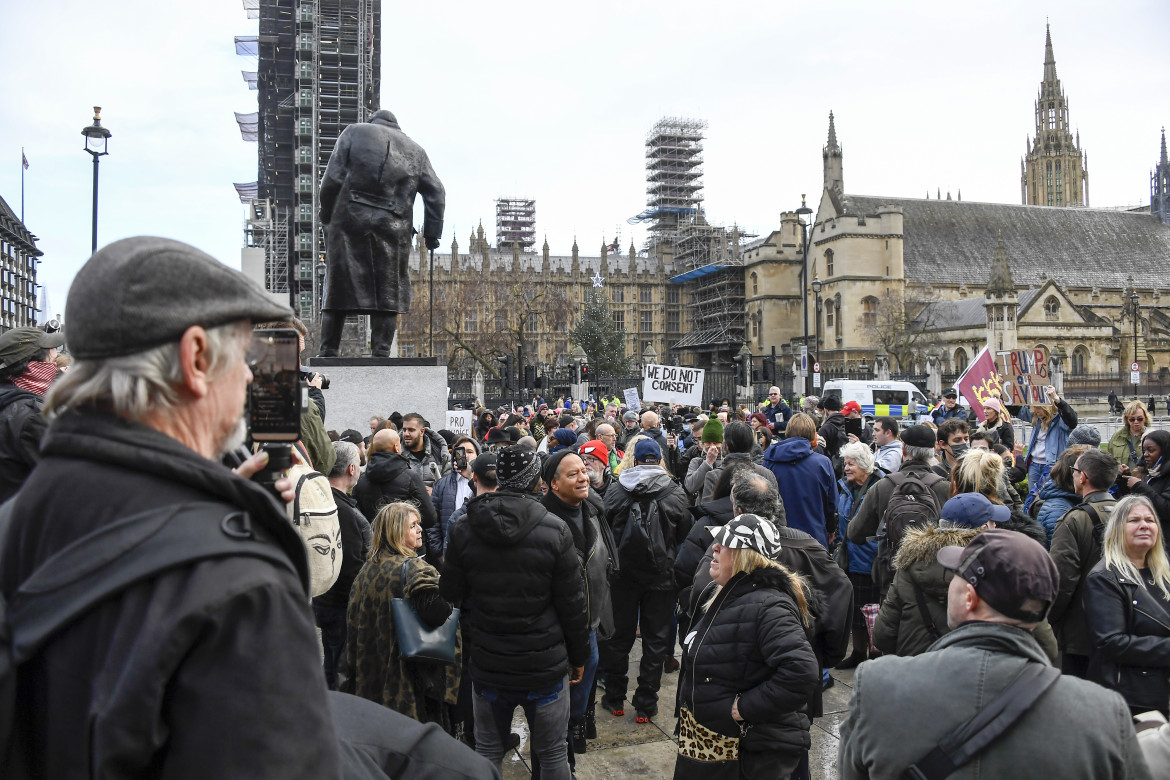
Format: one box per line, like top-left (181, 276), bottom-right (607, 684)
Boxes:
top-left (820, 380), bottom-right (929, 421)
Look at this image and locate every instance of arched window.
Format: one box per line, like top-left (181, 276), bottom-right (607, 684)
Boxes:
top-left (1072, 346), bottom-right (1089, 376)
top-left (825, 299), bottom-right (834, 331)
top-left (825, 249), bottom-right (835, 277)
top-left (1044, 296), bottom-right (1060, 321)
top-left (954, 347), bottom-right (968, 371)
top-left (751, 272), bottom-right (758, 296)
top-left (862, 296), bottom-right (878, 328)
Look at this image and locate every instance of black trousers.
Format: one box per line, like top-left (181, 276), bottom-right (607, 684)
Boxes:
top-left (597, 578), bottom-right (675, 715)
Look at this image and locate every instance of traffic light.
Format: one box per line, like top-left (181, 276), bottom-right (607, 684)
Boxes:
top-left (524, 364), bottom-right (536, 389)
top-left (763, 355), bottom-right (776, 383)
top-left (731, 352), bottom-right (748, 386)
top-left (495, 354), bottom-right (513, 390)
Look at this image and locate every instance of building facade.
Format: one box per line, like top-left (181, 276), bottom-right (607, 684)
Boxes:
top-left (1021, 25), bottom-right (1089, 207)
top-left (0, 195), bottom-right (42, 333)
top-left (395, 225), bottom-right (689, 377)
top-left (1154, 128), bottom-right (1170, 226)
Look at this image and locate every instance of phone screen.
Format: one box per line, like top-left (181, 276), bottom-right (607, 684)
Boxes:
top-left (845, 418), bottom-right (863, 439)
top-left (247, 329), bottom-right (302, 442)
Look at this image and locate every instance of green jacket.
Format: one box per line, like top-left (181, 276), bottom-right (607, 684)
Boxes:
top-left (1105, 427), bottom-right (1144, 471)
top-left (839, 622), bottom-right (1152, 780)
top-left (301, 399), bottom-right (336, 475)
top-left (872, 525), bottom-right (1058, 663)
top-left (1048, 491), bottom-right (1115, 657)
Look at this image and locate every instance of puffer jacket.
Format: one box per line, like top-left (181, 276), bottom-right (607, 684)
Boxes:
top-left (819, 412), bottom-right (847, 464)
top-left (605, 465), bottom-right (690, 591)
top-left (763, 437), bottom-right (838, 548)
top-left (1085, 560), bottom-right (1170, 715)
top-left (873, 525), bottom-right (1059, 662)
top-left (836, 473), bottom-right (882, 575)
top-left (352, 450), bottom-right (438, 529)
top-left (403, 428), bottom-right (453, 487)
top-left (1120, 468), bottom-right (1170, 530)
top-left (1034, 480), bottom-right (1080, 544)
top-left (427, 469), bottom-right (472, 559)
top-left (1049, 491), bottom-right (1116, 657)
top-left (679, 567), bottom-right (820, 767)
top-left (439, 489), bottom-right (589, 689)
top-left (542, 488), bottom-right (615, 636)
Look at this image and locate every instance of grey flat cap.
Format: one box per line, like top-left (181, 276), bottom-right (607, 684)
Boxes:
top-left (66, 236), bottom-right (294, 359)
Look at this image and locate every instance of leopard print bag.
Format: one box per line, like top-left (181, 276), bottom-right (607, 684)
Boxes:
top-left (677, 706), bottom-right (739, 763)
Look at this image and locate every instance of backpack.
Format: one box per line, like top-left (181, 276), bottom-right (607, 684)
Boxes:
top-left (287, 461), bottom-right (341, 598)
top-left (871, 471), bottom-right (945, 595)
top-left (616, 497), bottom-right (670, 584)
top-left (0, 499), bottom-right (297, 778)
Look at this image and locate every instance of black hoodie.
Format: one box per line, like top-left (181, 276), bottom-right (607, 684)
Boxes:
top-left (440, 489), bottom-right (589, 689)
top-left (352, 450), bottom-right (438, 529)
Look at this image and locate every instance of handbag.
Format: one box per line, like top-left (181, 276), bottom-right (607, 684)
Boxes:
top-left (390, 559), bottom-right (459, 665)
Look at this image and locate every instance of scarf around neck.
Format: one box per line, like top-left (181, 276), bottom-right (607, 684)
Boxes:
top-left (13, 361), bottom-right (57, 395)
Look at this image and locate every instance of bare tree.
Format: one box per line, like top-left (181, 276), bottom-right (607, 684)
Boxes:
top-left (857, 288), bottom-right (944, 373)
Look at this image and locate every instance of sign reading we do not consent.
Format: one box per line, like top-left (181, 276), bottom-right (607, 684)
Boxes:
top-left (643, 363), bottom-right (705, 406)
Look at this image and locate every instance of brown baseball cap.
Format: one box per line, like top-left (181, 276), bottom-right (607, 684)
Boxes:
top-left (937, 529), bottom-right (1059, 623)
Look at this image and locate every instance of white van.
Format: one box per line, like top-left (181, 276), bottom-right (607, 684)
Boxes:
top-left (820, 380), bottom-right (929, 420)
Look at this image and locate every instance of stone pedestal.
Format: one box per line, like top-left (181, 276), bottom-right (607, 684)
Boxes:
top-left (307, 357), bottom-right (446, 433)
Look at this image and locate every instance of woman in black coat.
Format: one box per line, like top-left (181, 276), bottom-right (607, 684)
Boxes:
top-left (1118, 429), bottom-right (1170, 531)
top-left (675, 514), bottom-right (820, 780)
top-left (1084, 494), bottom-right (1170, 717)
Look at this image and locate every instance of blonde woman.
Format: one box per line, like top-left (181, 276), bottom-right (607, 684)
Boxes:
top-left (1018, 385), bottom-right (1078, 511)
top-left (1106, 400), bottom-right (1151, 471)
top-left (1084, 495), bottom-right (1170, 717)
top-left (613, 434), bottom-right (648, 475)
top-left (343, 502), bottom-right (460, 731)
top-left (675, 515), bottom-right (819, 779)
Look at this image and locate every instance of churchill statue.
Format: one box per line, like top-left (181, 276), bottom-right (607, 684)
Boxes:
top-left (317, 110), bottom-right (445, 357)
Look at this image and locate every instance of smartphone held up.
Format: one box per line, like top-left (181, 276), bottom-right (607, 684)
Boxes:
top-left (246, 328), bottom-right (305, 489)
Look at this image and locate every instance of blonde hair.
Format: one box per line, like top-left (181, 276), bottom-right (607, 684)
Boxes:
top-left (951, 448), bottom-right (1005, 500)
top-left (615, 434), bottom-right (648, 474)
top-left (1030, 404), bottom-right (1055, 426)
top-left (785, 413), bottom-right (817, 444)
top-left (705, 549), bottom-right (812, 626)
top-left (369, 502), bottom-right (421, 562)
top-left (1103, 495), bottom-right (1170, 599)
top-left (1124, 400), bottom-right (1152, 428)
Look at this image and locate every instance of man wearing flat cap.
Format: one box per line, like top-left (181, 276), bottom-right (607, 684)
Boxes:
top-left (0, 326), bottom-right (63, 501)
top-left (839, 529), bottom-right (1151, 779)
top-left (0, 237), bottom-right (342, 777)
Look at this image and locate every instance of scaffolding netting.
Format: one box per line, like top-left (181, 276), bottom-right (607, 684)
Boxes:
top-left (241, 0), bottom-right (259, 19)
top-left (234, 36), bottom-right (259, 56)
top-left (235, 111), bottom-right (259, 142)
top-left (234, 182), bottom-right (259, 202)
top-left (242, 70), bottom-right (258, 90)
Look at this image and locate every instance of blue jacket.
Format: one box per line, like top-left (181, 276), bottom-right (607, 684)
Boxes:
top-left (1020, 399), bottom-right (1078, 467)
top-left (428, 470), bottom-right (472, 560)
top-left (762, 399), bottom-right (793, 431)
top-left (930, 403), bottom-right (967, 425)
top-left (1034, 480), bottom-right (1079, 545)
top-left (762, 437), bottom-right (838, 548)
top-left (837, 474), bottom-right (882, 574)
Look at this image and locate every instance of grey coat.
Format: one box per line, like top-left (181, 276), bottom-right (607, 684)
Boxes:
top-left (318, 112), bottom-right (444, 313)
top-left (838, 621), bottom-right (1151, 780)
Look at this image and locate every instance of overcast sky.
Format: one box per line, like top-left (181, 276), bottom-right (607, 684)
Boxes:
top-left (2, 0), bottom-right (1167, 319)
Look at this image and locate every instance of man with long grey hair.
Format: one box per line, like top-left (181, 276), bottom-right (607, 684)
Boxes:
top-left (0, 237), bottom-right (341, 777)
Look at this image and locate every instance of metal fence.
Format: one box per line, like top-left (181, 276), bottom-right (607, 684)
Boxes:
top-left (1063, 372), bottom-right (1170, 400)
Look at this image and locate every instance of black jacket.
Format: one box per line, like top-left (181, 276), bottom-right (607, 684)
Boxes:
top-left (680, 567), bottom-right (819, 757)
top-left (605, 465), bottom-right (691, 591)
top-left (819, 412), bottom-right (847, 463)
top-left (0, 384), bottom-right (47, 503)
top-left (542, 488), bottom-right (614, 635)
top-left (1084, 560), bottom-right (1170, 715)
top-left (440, 489), bottom-right (589, 689)
top-left (0, 411), bottom-right (339, 778)
top-left (1121, 469), bottom-right (1170, 531)
top-left (353, 450), bottom-right (438, 529)
top-left (1049, 491), bottom-right (1116, 657)
top-left (314, 487), bottom-right (373, 612)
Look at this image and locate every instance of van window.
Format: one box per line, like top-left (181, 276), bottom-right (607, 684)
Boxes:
top-left (873, 389), bottom-right (909, 406)
top-left (823, 389), bottom-right (842, 402)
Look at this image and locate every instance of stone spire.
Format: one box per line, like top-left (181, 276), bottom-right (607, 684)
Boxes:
top-left (1153, 127), bottom-right (1170, 226)
top-left (823, 111), bottom-right (843, 195)
top-left (987, 232), bottom-right (1015, 294)
top-left (1043, 23), bottom-right (1057, 83)
top-left (1162, 126), bottom-right (1168, 165)
top-left (571, 237), bottom-right (579, 274)
top-left (1022, 23), bottom-right (1088, 206)
top-left (542, 235), bottom-right (550, 273)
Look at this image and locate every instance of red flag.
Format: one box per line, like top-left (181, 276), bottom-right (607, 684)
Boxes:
top-left (21, 152), bottom-right (28, 170)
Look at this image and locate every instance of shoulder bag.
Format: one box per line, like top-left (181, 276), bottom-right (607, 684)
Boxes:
top-left (390, 559), bottom-right (459, 665)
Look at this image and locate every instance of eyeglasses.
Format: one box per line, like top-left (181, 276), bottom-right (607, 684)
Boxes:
top-left (1070, 466), bottom-right (1083, 475)
top-left (1128, 417), bottom-right (1146, 423)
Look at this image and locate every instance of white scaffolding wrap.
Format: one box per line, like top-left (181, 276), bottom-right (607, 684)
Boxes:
top-left (234, 182), bottom-right (259, 202)
top-left (235, 111), bottom-right (259, 142)
top-left (234, 35), bottom-right (259, 56)
top-left (242, 70), bottom-right (258, 89)
top-left (241, 0), bottom-right (259, 19)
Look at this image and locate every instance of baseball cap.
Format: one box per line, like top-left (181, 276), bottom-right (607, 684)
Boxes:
top-left (0, 327), bottom-right (65, 370)
top-left (470, 453), bottom-right (496, 481)
top-left (943, 388), bottom-right (959, 398)
top-left (578, 440), bottom-right (609, 465)
top-left (65, 236), bottom-right (292, 360)
top-left (634, 439), bottom-right (662, 463)
top-left (938, 493), bottom-right (1011, 529)
top-left (900, 424), bottom-right (937, 448)
top-left (708, 514), bottom-right (782, 558)
top-left (623, 410), bottom-right (639, 423)
top-left (937, 529), bottom-right (1059, 622)
top-left (842, 400), bottom-right (863, 415)
top-left (338, 429), bottom-right (364, 446)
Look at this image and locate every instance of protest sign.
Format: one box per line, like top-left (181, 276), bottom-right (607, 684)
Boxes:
top-left (996, 347), bottom-right (1051, 407)
top-left (623, 387), bottom-right (641, 412)
top-left (642, 363), bottom-right (705, 405)
top-left (445, 410), bottom-right (473, 436)
top-left (955, 347), bottom-right (1006, 423)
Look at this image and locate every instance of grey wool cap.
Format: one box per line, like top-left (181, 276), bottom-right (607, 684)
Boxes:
top-left (66, 236), bottom-right (294, 359)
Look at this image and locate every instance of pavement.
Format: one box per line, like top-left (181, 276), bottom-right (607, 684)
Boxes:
top-left (499, 639), bottom-right (856, 779)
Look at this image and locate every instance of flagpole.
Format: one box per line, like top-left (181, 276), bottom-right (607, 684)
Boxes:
top-left (21, 148), bottom-right (25, 223)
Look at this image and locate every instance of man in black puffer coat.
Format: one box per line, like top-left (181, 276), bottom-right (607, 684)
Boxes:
top-left (352, 428), bottom-right (437, 531)
top-left (441, 446), bottom-right (588, 778)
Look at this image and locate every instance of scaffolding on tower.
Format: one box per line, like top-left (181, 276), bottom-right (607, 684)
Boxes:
top-left (628, 116), bottom-right (706, 253)
top-left (496, 198), bottom-right (536, 251)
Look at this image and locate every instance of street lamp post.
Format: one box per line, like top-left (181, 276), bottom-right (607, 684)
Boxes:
top-left (81, 107), bottom-right (112, 255)
top-left (1132, 290), bottom-right (1140, 396)
top-left (811, 276), bottom-right (823, 374)
top-left (795, 195), bottom-right (814, 389)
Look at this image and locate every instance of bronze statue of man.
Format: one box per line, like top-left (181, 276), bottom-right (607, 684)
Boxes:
top-left (317, 110), bottom-right (445, 357)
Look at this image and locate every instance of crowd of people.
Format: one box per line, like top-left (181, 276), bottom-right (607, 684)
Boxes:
top-left (2, 238), bottom-right (1170, 779)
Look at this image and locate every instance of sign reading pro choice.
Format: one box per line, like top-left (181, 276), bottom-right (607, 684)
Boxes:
top-left (643, 363), bottom-right (705, 406)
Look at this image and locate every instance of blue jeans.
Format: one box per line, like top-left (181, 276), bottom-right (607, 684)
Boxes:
top-left (569, 631), bottom-right (599, 721)
top-left (473, 676), bottom-right (571, 779)
top-left (1025, 461), bottom-right (1052, 512)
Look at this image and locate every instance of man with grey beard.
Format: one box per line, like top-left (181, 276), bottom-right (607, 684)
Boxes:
top-left (0, 237), bottom-right (342, 778)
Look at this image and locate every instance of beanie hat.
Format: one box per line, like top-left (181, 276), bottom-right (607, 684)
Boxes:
top-left (702, 417), bottom-right (725, 444)
top-left (496, 446), bottom-right (541, 491)
top-left (578, 440), bottom-right (609, 465)
top-left (553, 428), bottom-right (578, 448)
top-left (541, 448), bottom-right (576, 484)
top-left (1068, 426), bottom-right (1102, 447)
